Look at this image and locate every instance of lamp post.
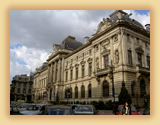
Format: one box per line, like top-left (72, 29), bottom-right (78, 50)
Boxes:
top-left (111, 60), bottom-right (116, 114)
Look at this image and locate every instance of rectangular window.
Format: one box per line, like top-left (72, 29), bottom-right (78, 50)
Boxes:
top-left (66, 71), bottom-right (68, 81)
top-left (89, 49), bottom-right (92, 56)
top-left (137, 53), bottom-right (142, 67)
top-left (147, 56), bottom-right (150, 68)
top-left (23, 89), bottom-right (26, 93)
top-left (76, 67), bottom-right (78, 80)
top-left (104, 55), bottom-right (109, 67)
top-left (18, 83), bottom-right (21, 87)
top-left (70, 70), bottom-right (73, 81)
top-left (88, 62), bottom-right (92, 76)
top-left (82, 65), bottom-right (85, 78)
top-left (71, 59), bottom-right (73, 64)
top-left (128, 50), bottom-right (132, 65)
top-left (76, 56), bottom-right (78, 62)
top-left (82, 53), bottom-right (84, 60)
top-left (17, 88), bottom-right (20, 93)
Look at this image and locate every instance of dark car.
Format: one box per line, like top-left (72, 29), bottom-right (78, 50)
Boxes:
top-left (10, 106), bottom-right (21, 115)
top-left (143, 105), bottom-right (150, 115)
top-left (67, 104), bottom-right (81, 112)
top-left (74, 105), bottom-right (97, 115)
top-left (20, 104), bottom-right (52, 115)
top-left (116, 105), bottom-right (140, 115)
top-left (44, 105), bottom-right (74, 115)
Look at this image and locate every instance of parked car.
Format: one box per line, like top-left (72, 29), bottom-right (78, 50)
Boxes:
top-left (116, 105), bottom-right (140, 115)
top-left (74, 105), bottom-right (97, 115)
top-left (17, 103), bottom-right (33, 112)
top-left (44, 105), bottom-right (74, 115)
top-left (143, 105), bottom-right (150, 115)
top-left (20, 104), bottom-right (52, 115)
top-left (67, 104), bottom-right (81, 112)
top-left (10, 106), bottom-right (21, 115)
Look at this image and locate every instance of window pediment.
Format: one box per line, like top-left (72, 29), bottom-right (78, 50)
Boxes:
top-left (75, 64), bottom-right (79, 68)
top-left (87, 58), bottom-right (93, 63)
top-left (80, 60), bottom-right (86, 65)
top-left (135, 46), bottom-right (144, 53)
top-left (101, 49), bottom-right (110, 56)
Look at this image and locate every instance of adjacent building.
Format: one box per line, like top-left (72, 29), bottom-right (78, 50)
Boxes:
top-left (11, 74), bottom-right (33, 102)
top-left (32, 62), bottom-right (48, 103)
top-left (33, 10), bottom-right (150, 107)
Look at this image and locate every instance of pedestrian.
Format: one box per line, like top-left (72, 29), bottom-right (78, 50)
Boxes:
top-left (121, 101), bottom-right (131, 115)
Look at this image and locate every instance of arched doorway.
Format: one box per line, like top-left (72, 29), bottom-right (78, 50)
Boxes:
top-left (140, 79), bottom-right (146, 97)
top-left (103, 80), bottom-right (109, 97)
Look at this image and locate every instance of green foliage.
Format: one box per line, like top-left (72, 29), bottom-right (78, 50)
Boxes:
top-left (105, 100), bottom-right (113, 110)
top-left (118, 81), bottom-right (132, 104)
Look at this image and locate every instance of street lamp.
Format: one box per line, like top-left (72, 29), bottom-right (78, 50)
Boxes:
top-left (110, 60), bottom-right (116, 114)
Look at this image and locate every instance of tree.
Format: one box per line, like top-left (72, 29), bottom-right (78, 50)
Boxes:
top-left (118, 81), bottom-right (132, 104)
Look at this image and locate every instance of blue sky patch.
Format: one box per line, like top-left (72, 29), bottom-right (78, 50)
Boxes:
top-left (10, 43), bottom-right (23, 49)
top-left (135, 10), bottom-right (150, 15)
top-left (16, 59), bottom-right (27, 65)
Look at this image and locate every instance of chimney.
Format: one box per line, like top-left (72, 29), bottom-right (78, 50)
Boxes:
top-left (145, 24), bottom-right (150, 32)
top-left (84, 36), bottom-right (89, 44)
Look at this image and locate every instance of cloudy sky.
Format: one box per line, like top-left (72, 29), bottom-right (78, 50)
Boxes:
top-left (10, 10), bottom-right (150, 82)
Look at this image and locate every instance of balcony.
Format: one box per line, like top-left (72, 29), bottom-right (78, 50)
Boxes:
top-left (136, 65), bottom-right (150, 75)
top-left (96, 66), bottom-right (112, 77)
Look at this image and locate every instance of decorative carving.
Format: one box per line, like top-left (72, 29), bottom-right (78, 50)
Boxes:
top-left (96, 18), bottom-right (112, 34)
top-left (113, 34), bottom-right (118, 42)
top-left (96, 57), bottom-right (99, 70)
top-left (135, 46), bottom-right (144, 54)
top-left (87, 58), bottom-right (93, 63)
top-left (115, 50), bottom-right (119, 64)
top-left (101, 49), bottom-right (110, 56)
top-left (80, 60), bottom-right (86, 65)
top-left (75, 64), bottom-right (79, 68)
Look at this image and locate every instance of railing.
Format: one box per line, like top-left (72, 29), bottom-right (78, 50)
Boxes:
top-left (96, 66), bottom-right (112, 77)
top-left (136, 65), bottom-right (150, 74)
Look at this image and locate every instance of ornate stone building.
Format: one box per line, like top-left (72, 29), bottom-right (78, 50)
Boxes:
top-left (11, 74), bottom-right (33, 102)
top-left (32, 62), bottom-right (48, 103)
top-left (33, 10), bottom-right (150, 107)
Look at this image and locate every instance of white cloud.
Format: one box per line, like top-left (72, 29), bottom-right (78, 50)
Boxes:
top-left (124, 10), bottom-right (150, 27)
top-left (10, 45), bottom-right (49, 81)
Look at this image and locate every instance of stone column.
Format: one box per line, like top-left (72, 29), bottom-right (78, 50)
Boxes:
top-left (99, 43), bottom-right (102, 69)
top-left (54, 61), bottom-right (56, 83)
top-left (110, 36), bottom-right (114, 64)
top-left (93, 46), bottom-right (95, 73)
top-left (47, 64), bottom-right (50, 83)
top-left (131, 35), bottom-right (136, 66)
top-left (122, 33), bottom-right (127, 65)
top-left (142, 40), bottom-right (147, 67)
top-left (61, 58), bottom-right (64, 82)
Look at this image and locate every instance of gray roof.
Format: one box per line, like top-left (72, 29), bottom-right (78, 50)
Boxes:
top-left (110, 10), bottom-right (144, 29)
top-left (60, 36), bottom-right (83, 51)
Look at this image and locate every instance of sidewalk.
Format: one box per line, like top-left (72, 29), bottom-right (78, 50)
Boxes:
top-left (97, 110), bottom-right (114, 115)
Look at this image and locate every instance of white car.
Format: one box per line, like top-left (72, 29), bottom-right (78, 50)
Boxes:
top-left (20, 104), bottom-right (51, 115)
top-left (17, 103), bottom-right (32, 112)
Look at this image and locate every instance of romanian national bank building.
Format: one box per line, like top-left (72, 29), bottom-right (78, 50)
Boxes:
top-left (32, 10), bottom-right (150, 107)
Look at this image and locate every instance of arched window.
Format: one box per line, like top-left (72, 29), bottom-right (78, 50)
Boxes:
top-left (131, 81), bottom-right (135, 96)
top-left (50, 89), bottom-right (52, 100)
top-left (70, 87), bottom-right (72, 98)
top-left (103, 80), bottom-right (109, 97)
top-left (65, 88), bottom-right (67, 99)
top-left (75, 86), bottom-right (78, 98)
top-left (81, 85), bottom-right (85, 98)
top-left (88, 84), bottom-right (92, 98)
top-left (140, 79), bottom-right (146, 97)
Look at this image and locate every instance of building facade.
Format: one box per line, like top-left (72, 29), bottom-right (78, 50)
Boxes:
top-left (11, 74), bottom-right (33, 102)
top-left (32, 62), bottom-right (48, 103)
top-left (33, 10), bottom-right (150, 107)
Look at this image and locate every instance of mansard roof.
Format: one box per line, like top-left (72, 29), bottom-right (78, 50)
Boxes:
top-left (56, 36), bottom-right (83, 51)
